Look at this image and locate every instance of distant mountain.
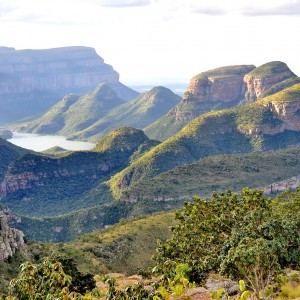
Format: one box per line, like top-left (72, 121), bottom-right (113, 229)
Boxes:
top-left (145, 61), bottom-right (298, 141)
top-left (17, 83), bottom-right (126, 135)
top-left (0, 46), bottom-right (138, 123)
top-left (107, 83), bottom-right (300, 198)
top-left (2, 84), bottom-right (300, 224)
top-left (69, 86), bottom-right (181, 142)
top-left (0, 127), bottom-right (159, 216)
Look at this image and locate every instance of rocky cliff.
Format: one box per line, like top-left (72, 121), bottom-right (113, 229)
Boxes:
top-left (146, 61), bottom-right (299, 141)
top-left (0, 213), bottom-right (25, 261)
top-left (0, 46), bottom-right (137, 123)
top-left (182, 65), bottom-right (255, 103)
top-left (244, 61), bottom-right (296, 102)
top-left (237, 84), bottom-right (300, 137)
top-left (0, 46), bottom-right (119, 94)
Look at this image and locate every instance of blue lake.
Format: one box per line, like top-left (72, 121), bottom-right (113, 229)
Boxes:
top-left (8, 132), bottom-right (95, 152)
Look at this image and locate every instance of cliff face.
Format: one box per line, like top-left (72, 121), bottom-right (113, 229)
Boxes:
top-left (0, 213), bottom-right (25, 261)
top-left (0, 46), bottom-right (119, 94)
top-left (146, 62), bottom-right (299, 142)
top-left (0, 46), bottom-right (129, 123)
top-left (237, 84), bottom-right (300, 137)
top-left (181, 62), bottom-right (296, 116)
top-left (183, 65), bottom-right (255, 103)
top-left (243, 62), bottom-right (296, 102)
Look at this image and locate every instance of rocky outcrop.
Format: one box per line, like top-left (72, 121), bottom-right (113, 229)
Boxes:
top-left (0, 213), bottom-right (25, 261)
top-left (183, 65), bottom-right (255, 103)
top-left (243, 62), bottom-right (296, 102)
top-left (263, 175), bottom-right (300, 194)
top-left (183, 62), bottom-right (297, 106)
top-left (0, 171), bottom-right (42, 198)
top-left (238, 84), bottom-right (300, 137)
top-left (268, 101), bottom-right (300, 132)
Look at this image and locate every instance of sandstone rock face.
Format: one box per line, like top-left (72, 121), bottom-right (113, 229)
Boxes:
top-left (0, 213), bottom-right (25, 261)
top-left (0, 46), bottom-right (123, 122)
top-left (238, 100), bottom-right (300, 136)
top-left (183, 65), bottom-right (255, 103)
top-left (0, 46), bottom-right (119, 95)
top-left (244, 69), bottom-right (295, 102)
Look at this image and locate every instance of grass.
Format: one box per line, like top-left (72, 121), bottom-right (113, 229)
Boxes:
top-left (109, 83), bottom-right (300, 201)
top-left (21, 211), bottom-right (176, 277)
top-left (262, 76), bottom-right (300, 97)
top-left (17, 83), bottom-right (125, 137)
top-left (192, 64), bottom-right (255, 80)
top-left (260, 83), bottom-right (300, 103)
top-left (70, 86), bottom-right (180, 142)
top-left (246, 61), bottom-right (294, 78)
top-left (68, 212), bottom-right (176, 274)
top-left (2, 127), bottom-right (158, 217)
top-left (123, 148), bottom-right (300, 201)
top-left (276, 282), bottom-right (300, 299)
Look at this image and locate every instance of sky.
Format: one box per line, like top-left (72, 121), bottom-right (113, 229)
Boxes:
top-left (0, 0), bottom-right (300, 85)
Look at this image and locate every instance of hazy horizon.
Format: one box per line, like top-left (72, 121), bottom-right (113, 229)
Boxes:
top-left (1, 0), bottom-right (300, 85)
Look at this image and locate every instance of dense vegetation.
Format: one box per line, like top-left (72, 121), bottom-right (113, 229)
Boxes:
top-left (109, 84), bottom-right (300, 201)
top-left (123, 148), bottom-right (300, 201)
top-left (1, 188), bottom-right (300, 299)
top-left (2, 127), bottom-right (158, 217)
top-left (0, 138), bottom-right (30, 182)
top-left (3, 147), bottom-right (300, 242)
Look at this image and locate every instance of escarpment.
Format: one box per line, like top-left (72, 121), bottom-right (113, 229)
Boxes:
top-left (182, 65), bottom-right (255, 104)
top-left (146, 61), bottom-right (299, 141)
top-left (0, 46), bottom-right (138, 123)
top-left (0, 46), bottom-right (119, 95)
top-left (243, 61), bottom-right (297, 102)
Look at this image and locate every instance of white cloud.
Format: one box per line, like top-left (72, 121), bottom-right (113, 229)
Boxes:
top-left (188, 0), bottom-right (300, 16)
top-left (243, 0), bottom-right (300, 16)
top-left (96, 0), bottom-right (151, 7)
top-left (0, 0), bottom-right (300, 85)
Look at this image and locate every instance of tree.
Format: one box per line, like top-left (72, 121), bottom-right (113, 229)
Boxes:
top-left (153, 188), bottom-right (272, 283)
top-left (55, 256), bottom-right (95, 294)
top-left (220, 237), bottom-right (280, 299)
top-left (2, 257), bottom-right (82, 300)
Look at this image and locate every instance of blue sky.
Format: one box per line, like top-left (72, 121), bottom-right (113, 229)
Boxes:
top-left (1, 0), bottom-right (300, 85)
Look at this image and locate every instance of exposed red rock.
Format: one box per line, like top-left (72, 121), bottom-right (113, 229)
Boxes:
top-left (182, 65), bottom-right (255, 103)
top-left (244, 62), bottom-right (296, 102)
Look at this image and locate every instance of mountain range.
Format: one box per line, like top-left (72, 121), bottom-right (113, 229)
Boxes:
top-left (145, 61), bottom-right (300, 140)
top-left (1, 53), bottom-right (300, 243)
top-left (16, 85), bottom-right (181, 142)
